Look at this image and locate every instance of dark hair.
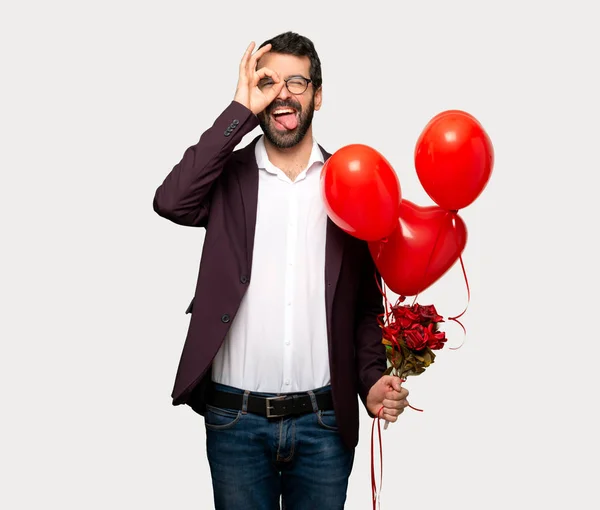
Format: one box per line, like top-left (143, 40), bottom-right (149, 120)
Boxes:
top-left (258, 31), bottom-right (322, 90)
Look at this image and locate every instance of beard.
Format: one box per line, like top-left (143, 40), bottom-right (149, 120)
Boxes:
top-left (258, 95), bottom-right (315, 149)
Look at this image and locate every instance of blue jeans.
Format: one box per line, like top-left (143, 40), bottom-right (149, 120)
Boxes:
top-left (204, 383), bottom-right (355, 510)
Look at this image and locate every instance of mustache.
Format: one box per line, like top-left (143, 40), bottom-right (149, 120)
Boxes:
top-left (267, 99), bottom-right (302, 115)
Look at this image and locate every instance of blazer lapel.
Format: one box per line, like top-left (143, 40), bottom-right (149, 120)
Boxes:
top-left (235, 136), bottom-right (261, 270)
top-left (325, 217), bottom-right (346, 328)
top-left (319, 145), bottom-right (346, 332)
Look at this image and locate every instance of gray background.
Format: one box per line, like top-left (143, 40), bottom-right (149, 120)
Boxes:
top-left (1, 0), bottom-right (598, 508)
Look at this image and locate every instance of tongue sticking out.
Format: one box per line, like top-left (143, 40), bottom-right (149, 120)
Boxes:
top-left (275, 113), bottom-right (298, 130)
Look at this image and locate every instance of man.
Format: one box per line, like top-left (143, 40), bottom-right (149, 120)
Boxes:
top-left (153, 32), bottom-right (409, 509)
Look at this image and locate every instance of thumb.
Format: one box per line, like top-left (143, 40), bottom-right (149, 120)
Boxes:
top-left (267, 81), bottom-right (285, 102)
top-left (381, 375), bottom-right (403, 392)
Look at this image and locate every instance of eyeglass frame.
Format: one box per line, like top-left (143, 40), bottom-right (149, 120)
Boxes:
top-left (258, 75), bottom-right (313, 95)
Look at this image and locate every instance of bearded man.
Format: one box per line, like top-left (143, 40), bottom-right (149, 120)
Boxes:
top-left (153, 31), bottom-right (409, 510)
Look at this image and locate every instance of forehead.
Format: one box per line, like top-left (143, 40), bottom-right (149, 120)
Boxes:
top-left (256, 52), bottom-right (311, 78)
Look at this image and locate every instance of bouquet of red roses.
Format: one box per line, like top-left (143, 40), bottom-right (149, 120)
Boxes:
top-left (379, 298), bottom-right (447, 380)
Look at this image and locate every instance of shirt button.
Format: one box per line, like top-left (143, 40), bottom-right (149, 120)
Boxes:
top-left (285, 340), bottom-right (290, 346)
top-left (285, 379), bottom-right (290, 385)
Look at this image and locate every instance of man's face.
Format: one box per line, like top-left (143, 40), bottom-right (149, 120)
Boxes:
top-left (256, 52), bottom-right (322, 149)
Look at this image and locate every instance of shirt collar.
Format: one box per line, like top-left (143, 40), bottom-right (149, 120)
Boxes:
top-left (255, 135), bottom-right (324, 177)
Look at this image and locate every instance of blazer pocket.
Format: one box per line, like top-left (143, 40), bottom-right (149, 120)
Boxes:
top-left (185, 297), bottom-right (195, 314)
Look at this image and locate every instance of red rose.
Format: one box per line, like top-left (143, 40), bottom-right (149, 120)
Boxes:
top-left (393, 305), bottom-right (421, 329)
top-left (417, 304), bottom-right (444, 324)
top-left (404, 324), bottom-right (428, 351)
top-left (426, 323), bottom-right (447, 350)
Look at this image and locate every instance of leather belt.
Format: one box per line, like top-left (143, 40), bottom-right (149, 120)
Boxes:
top-left (207, 388), bottom-right (334, 418)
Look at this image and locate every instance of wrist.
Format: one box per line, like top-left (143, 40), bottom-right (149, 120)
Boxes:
top-left (232, 90), bottom-right (250, 109)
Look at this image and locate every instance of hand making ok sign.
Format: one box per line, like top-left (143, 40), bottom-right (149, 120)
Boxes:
top-left (233, 42), bottom-right (285, 115)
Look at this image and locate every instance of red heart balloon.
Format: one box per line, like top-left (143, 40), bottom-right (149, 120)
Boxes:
top-left (321, 144), bottom-right (401, 241)
top-left (368, 200), bottom-right (467, 297)
top-left (415, 110), bottom-right (494, 211)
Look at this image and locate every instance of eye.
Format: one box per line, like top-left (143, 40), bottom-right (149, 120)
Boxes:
top-left (258, 78), bottom-right (274, 88)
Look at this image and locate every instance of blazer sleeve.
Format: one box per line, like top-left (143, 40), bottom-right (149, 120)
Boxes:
top-left (152, 101), bottom-right (259, 227)
top-left (354, 243), bottom-right (387, 416)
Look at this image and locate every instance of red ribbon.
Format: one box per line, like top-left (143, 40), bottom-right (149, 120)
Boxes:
top-left (371, 407), bottom-right (384, 509)
top-left (447, 251), bottom-right (471, 350)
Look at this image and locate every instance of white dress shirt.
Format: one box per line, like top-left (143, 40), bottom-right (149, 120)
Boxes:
top-left (211, 135), bottom-right (330, 393)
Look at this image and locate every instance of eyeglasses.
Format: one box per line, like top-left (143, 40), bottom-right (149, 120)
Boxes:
top-left (258, 76), bottom-right (312, 95)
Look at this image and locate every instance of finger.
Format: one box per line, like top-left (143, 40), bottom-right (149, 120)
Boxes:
top-left (382, 375), bottom-right (403, 392)
top-left (384, 390), bottom-right (402, 401)
top-left (263, 79), bottom-right (285, 103)
top-left (253, 68), bottom-right (284, 105)
top-left (385, 388), bottom-right (409, 401)
top-left (252, 67), bottom-right (281, 86)
top-left (248, 43), bottom-right (272, 72)
top-left (382, 406), bottom-right (401, 417)
top-left (382, 410), bottom-right (400, 422)
top-left (390, 376), bottom-right (403, 392)
top-left (239, 42), bottom-right (256, 74)
top-left (383, 398), bottom-right (409, 410)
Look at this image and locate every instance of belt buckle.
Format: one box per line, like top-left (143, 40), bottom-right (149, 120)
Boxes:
top-left (265, 396), bottom-right (287, 418)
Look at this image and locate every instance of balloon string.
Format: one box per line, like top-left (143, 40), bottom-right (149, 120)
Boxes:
top-left (373, 237), bottom-right (394, 317)
top-left (448, 252), bottom-right (470, 350)
top-left (374, 269), bottom-right (396, 340)
top-left (371, 407), bottom-right (384, 510)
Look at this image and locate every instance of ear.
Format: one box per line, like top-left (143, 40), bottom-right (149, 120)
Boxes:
top-left (313, 86), bottom-right (323, 111)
